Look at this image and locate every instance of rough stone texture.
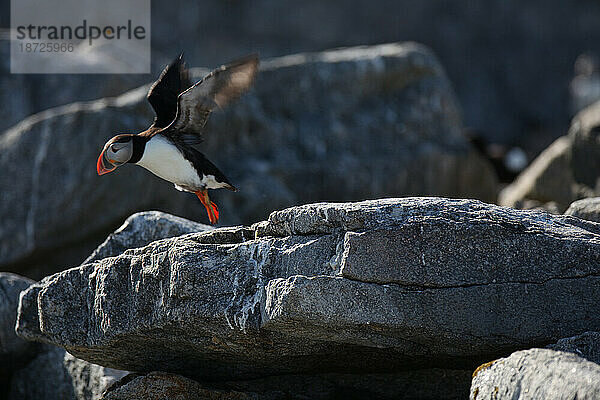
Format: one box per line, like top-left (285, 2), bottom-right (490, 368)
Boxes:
top-left (565, 197), bottom-right (600, 222)
top-left (547, 332), bottom-right (600, 365)
top-left (499, 100), bottom-right (600, 212)
top-left (0, 43), bottom-right (497, 279)
top-left (470, 349), bottom-right (600, 399)
top-left (15, 198), bottom-right (600, 382)
top-left (0, 273), bottom-right (39, 385)
top-left (102, 372), bottom-right (250, 400)
top-left (83, 211), bottom-right (212, 265)
top-left (8, 346), bottom-right (127, 400)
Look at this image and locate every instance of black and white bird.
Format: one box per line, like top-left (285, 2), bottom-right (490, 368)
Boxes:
top-left (97, 54), bottom-right (259, 224)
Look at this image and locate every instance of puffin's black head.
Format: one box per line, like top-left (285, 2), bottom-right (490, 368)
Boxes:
top-left (97, 134), bottom-right (137, 175)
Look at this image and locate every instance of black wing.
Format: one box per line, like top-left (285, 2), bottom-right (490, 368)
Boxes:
top-left (147, 53), bottom-right (192, 128)
top-left (165, 54), bottom-right (259, 143)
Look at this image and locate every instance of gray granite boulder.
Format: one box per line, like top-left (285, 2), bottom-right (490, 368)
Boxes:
top-left (499, 100), bottom-right (600, 212)
top-left (0, 273), bottom-right (39, 385)
top-left (565, 197), bottom-right (600, 223)
top-left (83, 211), bottom-right (212, 265)
top-left (15, 198), bottom-right (600, 381)
top-left (0, 42), bottom-right (497, 278)
top-left (470, 349), bottom-right (600, 399)
top-left (547, 332), bottom-right (600, 365)
top-left (8, 346), bottom-right (127, 400)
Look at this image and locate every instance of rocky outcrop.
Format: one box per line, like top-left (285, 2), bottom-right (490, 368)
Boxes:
top-left (8, 346), bottom-right (127, 400)
top-left (565, 197), bottom-right (600, 223)
top-left (499, 100), bottom-right (600, 212)
top-left (16, 198), bottom-right (600, 383)
top-left (0, 42), bottom-right (497, 279)
top-left (470, 349), bottom-right (600, 399)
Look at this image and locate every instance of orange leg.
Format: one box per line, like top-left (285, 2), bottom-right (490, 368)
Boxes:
top-left (195, 189), bottom-right (220, 225)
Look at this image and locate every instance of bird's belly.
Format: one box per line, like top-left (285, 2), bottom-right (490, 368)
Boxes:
top-left (136, 137), bottom-right (202, 190)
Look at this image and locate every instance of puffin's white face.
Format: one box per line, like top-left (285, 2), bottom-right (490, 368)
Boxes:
top-left (97, 135), bottom-right (134, 175)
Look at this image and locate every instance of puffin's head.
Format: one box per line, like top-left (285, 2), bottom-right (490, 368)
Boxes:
top-left (97, 134), bottom-right (134, 175)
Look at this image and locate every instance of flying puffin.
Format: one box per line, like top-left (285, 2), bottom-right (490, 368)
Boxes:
top-left (97, 54), bottom-right (259, 224)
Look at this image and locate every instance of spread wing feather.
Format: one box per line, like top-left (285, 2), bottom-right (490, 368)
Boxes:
top-left (147, 54), bottom-right (191, 128)
top-left (165, 54), bottom-right (259, 143)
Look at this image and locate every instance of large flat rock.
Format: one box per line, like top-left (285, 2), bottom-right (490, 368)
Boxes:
top-left (16, 198), bottom-right (600, 380)
top-left (0, 42), bottom-right (497, 278)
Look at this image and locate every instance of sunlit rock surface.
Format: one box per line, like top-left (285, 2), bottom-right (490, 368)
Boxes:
top-left (16, 198), bottom-right (600, 380)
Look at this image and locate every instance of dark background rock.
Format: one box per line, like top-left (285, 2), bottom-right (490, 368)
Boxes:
top-left (0, 273), bottom-right (39, 398)
top-left (15, 198), bottom-right (600, 383)
top-left (499, 100), bottom-right (600, 212)
top-left (565, 198), bottom-right (600, 223)
top-left (8, 346), bottom-right (127, 400)
top-left (470, 349), bottom-right (600, 399)
top-left (2, 1), bottom-right (600, 153)
top-left (0, 44), bottom-right (497, 279)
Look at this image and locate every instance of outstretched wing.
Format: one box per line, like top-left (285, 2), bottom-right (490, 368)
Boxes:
top-left (165, 54), bottom-right (259, 143)
top-left (147, 53), bottom-right (191, 128)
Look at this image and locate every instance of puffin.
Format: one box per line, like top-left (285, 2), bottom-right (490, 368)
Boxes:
top-left (97, 54), bottom-right (259, 224)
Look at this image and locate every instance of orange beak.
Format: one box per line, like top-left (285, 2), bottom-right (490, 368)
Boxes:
top-left (97, 150), bottom-right (116, 175)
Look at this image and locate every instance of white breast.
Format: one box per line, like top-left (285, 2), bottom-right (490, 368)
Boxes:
top-left (136, 136), bottom-right (202, 191)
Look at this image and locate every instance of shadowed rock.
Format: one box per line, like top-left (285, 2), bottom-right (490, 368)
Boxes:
top-left (0, 273), bottom-right (39, 393)
top-left (15, 198), bottom-right (600, 382)
top-left (103, 369), bottom-right (471, 400)
top-left (8, 346), bottom-right (127, 400)
top-left (0, 42), bottom-right (497, 278)
top-left (470, 349), bottom-right (600, 399)
top-left (102, 372), bottom-right (250, 400)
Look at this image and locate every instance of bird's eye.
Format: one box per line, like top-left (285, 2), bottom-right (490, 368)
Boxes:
top-left (111, 145), bottom-right (118, 152)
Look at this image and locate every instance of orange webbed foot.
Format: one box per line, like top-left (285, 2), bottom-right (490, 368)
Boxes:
top-left (195, 189), bottom-right (219, 225)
